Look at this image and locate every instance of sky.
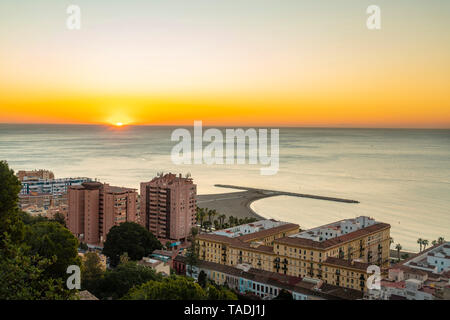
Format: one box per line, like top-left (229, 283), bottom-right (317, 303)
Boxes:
top-left (0, 0), bottom-right (449, 127)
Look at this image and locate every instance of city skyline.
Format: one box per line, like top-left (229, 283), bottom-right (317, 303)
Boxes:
top-left (0, 1), bottom-right (449, 128)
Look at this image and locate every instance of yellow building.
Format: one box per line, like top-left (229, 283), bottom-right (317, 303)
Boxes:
top-left (196, 216), bottom-right (391, 292)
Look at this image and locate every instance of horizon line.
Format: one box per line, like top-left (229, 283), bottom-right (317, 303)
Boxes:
top-left (0, 122), bottom-right (449, 130)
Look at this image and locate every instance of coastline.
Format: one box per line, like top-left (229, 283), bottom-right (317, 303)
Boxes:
top-left (197, 190), bottom-right (274, 220)
top-left (197, 184), bottom-right (360, 221)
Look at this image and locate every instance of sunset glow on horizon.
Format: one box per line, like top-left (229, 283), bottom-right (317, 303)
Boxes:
top-left (1, 0), bottom-right (449, 128)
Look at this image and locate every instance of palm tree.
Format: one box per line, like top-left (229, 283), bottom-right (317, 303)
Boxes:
top-left (228, 216), bottom-right (235, 227)
top-left (395, 244), bottom-right (402, 261)
top-left (432, 240), bottom-right (437, 246)
top-left (390, 237), bottom-right (394, 248)
top-left (197, 208), bottom-right (206, 230)
top-left (438, 237), bottom-right (445, 244)
top-left (417, 238), bottom-right (423, 252)
top-left (209, 209), bottom-right (217, 225)
top-left (218, 214), bottom-right (226, 228)
top-left (422, 239), bottom-right (429, 250)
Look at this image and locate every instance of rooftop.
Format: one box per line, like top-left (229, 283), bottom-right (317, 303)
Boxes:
top-left (275, 220), bottom-right (390, 250)
top-left (323, 257), bottom-right (371, 271)
top-left (211, 219), bottom-right (293, 239)
top-left (193, 259), bottom-right (363, 300)
top-left (196, 219), bottom-right (299, 253)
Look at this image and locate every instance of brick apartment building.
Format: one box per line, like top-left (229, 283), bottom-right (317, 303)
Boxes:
top-left (67, 182), bottom-right (138, 246)
top-left (140, 173), bottom-right (196, 242)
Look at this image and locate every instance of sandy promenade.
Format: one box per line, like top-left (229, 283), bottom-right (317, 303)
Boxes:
top-left (196, 190), bottom-right (276, 220)
top-left (197, 184), bottom-right (359, 221)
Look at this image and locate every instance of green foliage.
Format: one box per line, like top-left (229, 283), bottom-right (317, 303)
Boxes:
top-left (123, 275), bottom-right (207, 300)
top-left (119, 252), bottom-right (130, 264)
top-left (185, 227), bottom-right (199, 274)
top-left (198, 270), bottom-right (207, 288)
top-left (0, 160), bottom-right (24, 244)
top-left (24, 221), bottom-right (81, 279)
top-left (102, 222), bottom-right (162, 267)
top-left (50, 212), bottom-right (67, 227)
top-left (0, 161), bottom-right (78, 299)
top-left (123, 275), bottom-right (237, 300)
top-left (82, 252), bottom-right (104, 284)
top-left (79, 242), bottom-right (89, 251)
top-left (0, 235), bottom-right (76, 300)
top-left (205, 283), bottom-right (238, 300)
top-left (87, 261), bottom-right (162, 300)
top-left (19, 211), bottom-right (48, 225)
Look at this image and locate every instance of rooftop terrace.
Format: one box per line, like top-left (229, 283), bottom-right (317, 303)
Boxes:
top-left (211, 219), bottom-right (291, 238)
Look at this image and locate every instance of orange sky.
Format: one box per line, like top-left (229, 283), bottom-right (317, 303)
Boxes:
top-left (0, 1), bottom-right (449, 128)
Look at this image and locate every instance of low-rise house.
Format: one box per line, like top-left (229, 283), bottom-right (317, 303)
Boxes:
top-left (138, 257), bottom-right (171, 275)
top-left (186, 259), bottom-right (363, 300)
top-left (369, 242), bottom-right (450, 300)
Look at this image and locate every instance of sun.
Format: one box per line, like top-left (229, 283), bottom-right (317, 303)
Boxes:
top-left (115, 122), bottom-right (124, 127)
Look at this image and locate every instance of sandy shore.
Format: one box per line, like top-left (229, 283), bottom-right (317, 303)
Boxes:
top-left (197, 190), bottom-right (275, 220)
top-left (197, 184), bottom-right (359, 221)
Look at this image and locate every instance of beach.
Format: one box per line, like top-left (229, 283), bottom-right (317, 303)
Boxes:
top-left (197, 190), bottom-right (268, 220)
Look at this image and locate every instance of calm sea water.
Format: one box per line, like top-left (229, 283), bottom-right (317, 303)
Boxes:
top-left (0, 124), bottom-right (449, 251)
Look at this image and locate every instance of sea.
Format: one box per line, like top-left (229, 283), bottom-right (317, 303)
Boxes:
top-left (0, 124), bottom-right (449, 251)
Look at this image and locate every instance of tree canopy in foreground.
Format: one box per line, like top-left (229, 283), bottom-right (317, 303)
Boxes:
top-left (123, 275), bottom-right (237, 300)
top-left (102, 222), bottom-right (162, 267)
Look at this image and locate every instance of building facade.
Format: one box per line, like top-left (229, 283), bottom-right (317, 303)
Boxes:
top-left (196, 216), bottom-right (391, 292)
top-left (68, 182), bottom-right (138, 246)
top-left (185, 258), bottom-right (364, 300)
top-left (20, 177), bottom-right (91, 196)
top-left (140, 173), bottom-right (196, 242)
top-left (372, 242), bottom-right (450, 300)
top-left (17, 169), bottom-right (55, 181)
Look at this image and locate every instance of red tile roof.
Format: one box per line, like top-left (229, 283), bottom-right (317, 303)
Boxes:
top-left (274, 222), bottom-right (391, 250)
top-left (323, 257), bottom-right (371, 272)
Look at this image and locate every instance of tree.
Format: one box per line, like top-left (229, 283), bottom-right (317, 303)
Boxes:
top-left (0, 160), bottom-right (25, 245)
top-left (88, 261), bottom-right (162, 300)
top-left (198, 270), bottom-right (207, 288)
top-left (218, 214), bottom-right (226, 229)
top-left (422, 239), bottom-right (429, 250)
top-left (82, 252), bottom-right (104, 284)
top-left (203, 220), bottom-right (212, 231)
top-left (50, 212), bottom-right (66, 227)
top-left (24, 220), bottom-right (81, 279)
top-left (102, 222), bottom-right (162, 267)
top-left (417, 238), bottom-right (423, 252)
top-left (196, 207), bottom-right (206, 230)
top-left (186, 227), bottom-right (199, 276)
top-left (0, 234), bottom-right (76, 300)
top-left (0, 161), bottom-right (77, 299)
top-left (395, 243), bottom-right (402, 262)
top-left (206, 283), bottom-right (238, 300)
top-left (228, 216), bottom-right (235, 227)
top-left (432, 240), bottom-right (437, 246)
top-left (119, 252), bottom-right (130, 265)
top-left (438, 237), bottom-right (445, 244)
top-left (19, 211), bottom-right (49, 225)
top-left (122, 275), bottom-right (237, 300)
top-left (165, 241), bottom-right (172, 250)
